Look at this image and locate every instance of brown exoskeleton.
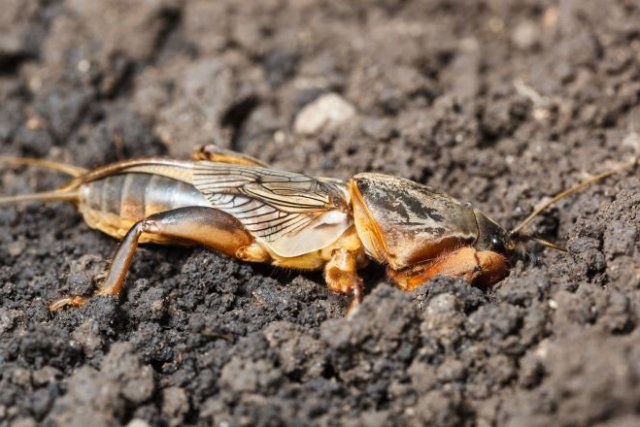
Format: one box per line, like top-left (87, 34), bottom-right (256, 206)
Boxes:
top-left (0, 146), bottom-right (633, 311)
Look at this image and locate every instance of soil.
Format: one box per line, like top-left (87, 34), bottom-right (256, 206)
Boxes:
top-left (1, 1), bottom-right (640, 426)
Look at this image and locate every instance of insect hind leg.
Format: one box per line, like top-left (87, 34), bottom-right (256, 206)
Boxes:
top-left (49, 206), bottom-right (256, 312)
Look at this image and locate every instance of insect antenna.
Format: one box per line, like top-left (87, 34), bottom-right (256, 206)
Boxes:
top-left (511, 235), bottom-right (567, 252)
top-left (0, 156), bottom-right (86, 204)
top-left (508, 157), bottom-right (637, 248)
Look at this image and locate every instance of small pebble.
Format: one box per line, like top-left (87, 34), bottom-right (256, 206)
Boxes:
top-left (512, 21), bottom-right (540, 50)
top-left (294, 93), bottom-right (356, 135)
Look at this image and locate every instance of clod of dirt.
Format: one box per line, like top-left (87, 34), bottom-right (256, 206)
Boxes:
top-left (66, 0), bottom-right (179, 63)
top-left (161, 387), bottom-right (189, 427)
top-left (0, 1), bottom-right (39, 63)
top-left (47, 342), bottom-right (155, 426)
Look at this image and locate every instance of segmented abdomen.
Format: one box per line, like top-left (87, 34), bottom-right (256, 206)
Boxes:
top-left (78, 173), bottom-right (210, 238)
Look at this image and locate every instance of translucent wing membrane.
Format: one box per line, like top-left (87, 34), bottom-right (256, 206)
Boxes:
top-left (192, 163), bottom-right (352, 257)
top-left (202, 192), bottom-right (314, 241)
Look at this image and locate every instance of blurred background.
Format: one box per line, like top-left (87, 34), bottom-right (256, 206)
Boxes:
top-left (1, 1), bottom-right (640, 426)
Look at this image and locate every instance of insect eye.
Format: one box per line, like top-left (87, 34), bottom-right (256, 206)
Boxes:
top-left (490, 236), bottom-right (506, 254)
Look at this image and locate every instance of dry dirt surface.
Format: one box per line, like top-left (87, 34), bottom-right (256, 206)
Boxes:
top-left (1, 1), bottom-right (640, 426)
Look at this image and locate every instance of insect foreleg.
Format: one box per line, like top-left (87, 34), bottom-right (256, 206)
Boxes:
top-left (387, 247), bottom-right (508, 291)
top-left (49, 206), bottom-right (256, 311)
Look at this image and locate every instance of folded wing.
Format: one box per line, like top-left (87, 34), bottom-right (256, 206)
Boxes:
top-left (193, 163), bottom-right (352, 257)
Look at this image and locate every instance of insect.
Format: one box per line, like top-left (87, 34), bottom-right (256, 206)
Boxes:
top-left (0, 146), bottom-right (633, 312)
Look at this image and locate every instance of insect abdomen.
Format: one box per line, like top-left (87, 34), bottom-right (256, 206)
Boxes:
top-left (79, 173), bottom-right (210, 239)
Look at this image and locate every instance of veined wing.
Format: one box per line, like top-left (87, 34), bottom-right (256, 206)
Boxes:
top-left (192, 162), bottom-right (351, 257)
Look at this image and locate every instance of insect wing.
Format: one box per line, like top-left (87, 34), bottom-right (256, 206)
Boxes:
top-left (192, 163), bottom-right (351, 257)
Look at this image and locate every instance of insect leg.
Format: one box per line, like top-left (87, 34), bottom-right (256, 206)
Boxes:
top-left (388, 247), bottom-right (508, 291)
top-left (191, 145), bottom-right (269, 167)
top-left (49, 206), bottom-right (256, 311)
top-left (324, 248), bottom-right (364, 309)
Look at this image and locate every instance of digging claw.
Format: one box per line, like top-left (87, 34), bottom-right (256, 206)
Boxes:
top-left (345, 297), bottom-right (361, 318)
top-left (345, 279), bottom-right (363, 318)
top-left (49, 295), bottom-right (90, 312)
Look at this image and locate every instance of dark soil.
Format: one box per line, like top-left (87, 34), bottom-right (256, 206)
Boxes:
top-left (1, 1), bottom-right (640, 426)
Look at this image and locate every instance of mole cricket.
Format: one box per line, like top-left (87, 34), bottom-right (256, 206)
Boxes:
top-left (0, 146), bottom-right (633, 311)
